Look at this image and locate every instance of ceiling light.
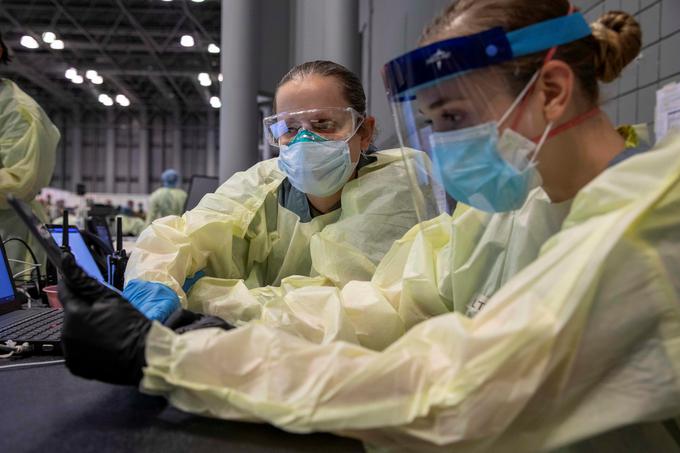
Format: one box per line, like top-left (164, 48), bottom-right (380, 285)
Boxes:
top-left (42, 32), bottom-right (56, 43)
top-left (197, 72), bottom-right (212, 86)
top-left (208, 43), bottom-right (220, 54)
top-left (65, 67), bottom-right (78, 80)
top-left (191, 0), bottom-right (205, 3)
top-left (115, 94), bottom-right (130, 107)
top-left (161, 0), bottom-right (173, 2)
top-left (180, 35), bottom-right (195, 47)
top-left (85, 70), bottom-right (98, 80)
top-left (210, 96), bottom-right (221, 109)
top-left (218, 73), bottom-right (223, 82)
top-left (20, 36), bottom-right (39, 49)
top-left (50, 40), bottom-right (64, 50)
top-left (72, 75), bottom-right (84, 84)
top-left (98, 94), bottom-right (113, 106)
top-left (91, 75), bottom-right (104, 85)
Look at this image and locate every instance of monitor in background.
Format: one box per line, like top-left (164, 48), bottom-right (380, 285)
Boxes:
top-left (0, 235), bottom-right (16, 306)
top-left (184, 175), bottom-right (219, 212)
top-left (86, 216), bottom-right (114, 252)
top-left (48, 226), bottom-right (106, 283)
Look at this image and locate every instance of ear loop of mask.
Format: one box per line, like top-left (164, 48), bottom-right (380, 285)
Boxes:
top-left (530, 120), bottom-right (554, 165)
top-left (502, 2), bottom-right (577, 166)
top-left (497, 70), bottom-right (542, 129)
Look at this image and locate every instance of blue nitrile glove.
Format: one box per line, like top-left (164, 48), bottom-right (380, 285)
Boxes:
top-left (122, 279), bottom-right (181, 322)
top-left (182, 270), bottom-right (206, 294)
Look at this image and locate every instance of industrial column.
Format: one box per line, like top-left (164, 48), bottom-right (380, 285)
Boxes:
top-left (172, 111), bottom-right (183, 181)
top-left (206, 109), bottom-right (217, 177)
top-left (70, 108), bottom-right (82, 192)
top-left (218, 0), bottom-right (259, 181)
top-left (323, 0), bottom-right (360, 73)
top-left (293, 0), bottom-right (360, 74)
top-left (138, 109), bottom-right (150, 194)
top-left (105, 109), bottom-right (116, 193)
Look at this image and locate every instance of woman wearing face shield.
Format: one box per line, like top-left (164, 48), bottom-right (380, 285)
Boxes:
top-left (58, 1), bottom-right (680, 451)
top-left (122, 60), bottom-right (428, 325)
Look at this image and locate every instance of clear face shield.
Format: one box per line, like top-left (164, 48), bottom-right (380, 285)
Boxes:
top-left (382, 12), bottom-right (593, 222)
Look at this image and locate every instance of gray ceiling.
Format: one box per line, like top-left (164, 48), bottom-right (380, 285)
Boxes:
top-left (0, 0), bottom-right (221, 113)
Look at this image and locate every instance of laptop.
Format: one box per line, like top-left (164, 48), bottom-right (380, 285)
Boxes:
top-left (0, 233), bottom-right (63, 354)
top-left (47, 225), bottom-right (106, 284)
top-left (184, 175), bottom-right (219, 212)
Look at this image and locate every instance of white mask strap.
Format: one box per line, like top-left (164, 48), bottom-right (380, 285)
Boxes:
top-left (498, 70), bottom-right (541, 128)
top-left (530, 121), bottom-right (554, 164)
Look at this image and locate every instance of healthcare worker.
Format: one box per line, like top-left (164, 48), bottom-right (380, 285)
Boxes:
top-left (123, 60), bottom-right (427, 322)
top-left (57, 2), bottom-right (680, 452)
top-left (145, 169), bottom-right (187, 225)
top-left (117, 208), bottom-right (145, 237)
top-left (0, 32), bottom-right (59, 265)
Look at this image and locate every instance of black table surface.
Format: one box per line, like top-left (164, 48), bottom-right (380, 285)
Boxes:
top-left (0, 357), bottom-right (364, 453)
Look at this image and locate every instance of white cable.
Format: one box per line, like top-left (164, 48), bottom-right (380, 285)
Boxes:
top-left (12, 266), bottom-right (38, 279)
top-left (0, 359), bottom-right (65, 370)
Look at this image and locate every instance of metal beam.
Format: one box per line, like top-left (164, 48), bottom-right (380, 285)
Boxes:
top-left (190, 79), bottom-right (212, 107)
top-left (0, 24), bottom-right (197, 40)
top-left (47, 0), bottom-right (144, 108)
top-left (160, 16), bottom-right (188, 53)
top-left (3, 59), bottom-right (84, 109)
top-left (181, 1), bottom-right (220, 44)
top-left (113, 0), bottom-right (192, 108)
top-left (36, 66), bottom-right (215, 78)
top-left (149, 75), bottom-right (179, 109)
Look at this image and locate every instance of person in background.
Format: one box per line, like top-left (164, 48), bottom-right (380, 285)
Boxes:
top-left (57, 2), bottom-right (680, 451)
top-left (121, 60), bottom-right (428, 323)
top-left (136, 202), bottom-right (146, 220)
top-left (117, 206), bottom-right (145, 237)
top-left (51, 199), bottom-right (65, 223)
top-left (145, 169), bottom-right (187, 225)
top-left (0, 31), bottom-right (60, 266)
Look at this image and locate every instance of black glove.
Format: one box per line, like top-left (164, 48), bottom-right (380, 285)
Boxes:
top-left (163, 308), bottom-right (235, 334)
top-left (59, 252), bottom-right (235, 386)
top-left (59, 252), bottom-right (151, 385)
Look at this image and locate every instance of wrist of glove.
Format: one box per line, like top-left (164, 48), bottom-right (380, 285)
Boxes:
top-left (59, 253), bottom-right (234, 386)
top-left (164, 308), bottom-right (235, 334)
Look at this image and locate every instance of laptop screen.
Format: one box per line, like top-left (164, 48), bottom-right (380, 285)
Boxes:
top-left (0, 239), bottom-right (15, 305)
top-left (48, 226), bottom-right (106, 283)
top-left (185, 176), bottom-right (219, 212)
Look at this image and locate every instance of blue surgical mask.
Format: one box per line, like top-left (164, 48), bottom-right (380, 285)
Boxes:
top-left (278, 130), bottom-right (358, 197)
top-left (429, 124), bottom-right (545, 212)
top-left (428, 72), bottom-right (551, 213)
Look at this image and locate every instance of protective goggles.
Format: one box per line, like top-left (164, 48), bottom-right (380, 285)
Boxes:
top-left (381, 11), bottom-right (592, 221)
top-left (264, 107), bottom-right (365, 147)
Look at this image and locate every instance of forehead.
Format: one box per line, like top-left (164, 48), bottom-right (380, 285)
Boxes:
top-left (276, 74), bottom-right (348, 113)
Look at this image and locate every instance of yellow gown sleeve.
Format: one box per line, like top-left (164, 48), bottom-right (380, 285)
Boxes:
top-left (0, 80), bottom-right (59, 208)
top-left (125, 160), bottom-right (285, 301)
top-left (141, 136), bottom-right (680, 452)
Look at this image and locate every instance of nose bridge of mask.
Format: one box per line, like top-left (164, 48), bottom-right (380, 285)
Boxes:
top-left (289, 129), bottom-right (328, 145)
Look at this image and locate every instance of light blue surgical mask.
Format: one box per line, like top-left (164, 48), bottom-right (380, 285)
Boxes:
top-left (428, 72), bottom-right (552, 212)
top-left (278, 130), bottom-right (358, 197)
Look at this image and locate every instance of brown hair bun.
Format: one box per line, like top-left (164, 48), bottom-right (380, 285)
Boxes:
top-left (591, 11), bottom-right (642, 83)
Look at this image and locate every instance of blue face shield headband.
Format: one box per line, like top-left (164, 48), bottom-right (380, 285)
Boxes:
top-left (382, 12), bottom-right (592, 99)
